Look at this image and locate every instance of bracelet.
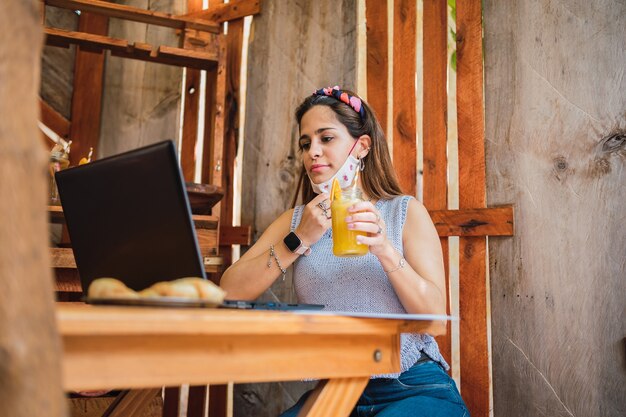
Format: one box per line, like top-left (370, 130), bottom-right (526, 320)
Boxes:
top-left (383, 257), bottom-right (406, 274)
top-left (267, 244), bottom-right (287, 280)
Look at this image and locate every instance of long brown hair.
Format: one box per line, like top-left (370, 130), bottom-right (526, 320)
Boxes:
top-left (293, 89), bottom-right (404, 205)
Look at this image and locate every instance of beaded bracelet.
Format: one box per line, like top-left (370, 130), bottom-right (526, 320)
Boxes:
top-left (268, 244), bottom-right (287, 280)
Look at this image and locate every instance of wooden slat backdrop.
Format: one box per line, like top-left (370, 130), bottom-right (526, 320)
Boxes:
top-left (392, 0), bottom-right (417, 196)
top-left (364, 1), bottom-right (500, 416)
top-left (456, 1), bottom-right (490, 416)
top-left (422, 0), bottom-right (451, 369)
top-left (365, 0), bottom-right (387, 133)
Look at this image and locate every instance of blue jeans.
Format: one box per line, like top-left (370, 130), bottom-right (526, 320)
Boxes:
top-left (279, 359), bottom-right (469, 417)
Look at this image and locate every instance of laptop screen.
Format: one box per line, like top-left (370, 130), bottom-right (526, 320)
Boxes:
top-left (55, 140), bottom-right (206, 293)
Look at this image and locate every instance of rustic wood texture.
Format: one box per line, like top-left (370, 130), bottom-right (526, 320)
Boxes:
top-left (422, 0), bottom-right (451, 367)
top-left (69, 11), bottom-right (108, 166)
top-left (365, 0), bottom-right (388, 133)
top-left (430, 206), bottom-right (514, 237)
top-left (238, 4), bottom-right (356, 412)
top-left (456, 1), bottom-right (489, 416)
top-left (392, 0), bottom-right (417, 196)
top-left (162, 388), bottom-right (180, 417)
top-left (0, 1), bottom-right (66, 415)
top-left (99, 0), bottom-right (184, 159)
top-left (46, 0), bottom-right (220, 33)
top-left (183, 0), bottom-right (260, 23)
top-left (484, 1), bottom-right (626, 417)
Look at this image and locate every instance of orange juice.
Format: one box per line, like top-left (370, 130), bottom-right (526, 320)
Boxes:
top-left (331, 187), bottom-right (368, 257)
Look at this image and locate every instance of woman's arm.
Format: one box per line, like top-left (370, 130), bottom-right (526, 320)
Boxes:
top-left (348, 198), bottom-right (446, 315)
top-left (377, 199), bottom-right (446, 315)
top-left (220, 193), bottom-right (332, 300)
top-left (219, 209), bottom-right (296, 300)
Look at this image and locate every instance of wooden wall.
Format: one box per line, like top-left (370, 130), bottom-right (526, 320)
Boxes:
top-left (99, 0), bottom-right (185, 158)
top-left (484, 1), bottom-right (626, 416)
top-left (236, 0), bottom-right (357, 415)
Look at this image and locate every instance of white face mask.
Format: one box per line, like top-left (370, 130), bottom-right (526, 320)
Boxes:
top-left (309, 154), bottom-right (362, 194)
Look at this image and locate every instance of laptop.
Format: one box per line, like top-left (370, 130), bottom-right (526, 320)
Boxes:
top-left (55, 140), bottom-right (324, 311)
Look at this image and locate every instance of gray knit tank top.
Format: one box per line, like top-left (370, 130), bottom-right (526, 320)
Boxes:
top-left (291, 195), bottom-right (449, 378)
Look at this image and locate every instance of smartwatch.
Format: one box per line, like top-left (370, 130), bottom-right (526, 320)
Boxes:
top-left (283, 232), bottom-right (311, 256)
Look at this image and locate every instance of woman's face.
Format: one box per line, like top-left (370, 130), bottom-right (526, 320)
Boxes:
top-left (298, 105), bottom-right (359, 184)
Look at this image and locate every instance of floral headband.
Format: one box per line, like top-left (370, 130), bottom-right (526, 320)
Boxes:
top-left (312, 86), bottom-right (365, 120)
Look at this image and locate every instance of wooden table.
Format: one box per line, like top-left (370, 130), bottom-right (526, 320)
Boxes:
top-left (57, 304), bottom-right (446, 417)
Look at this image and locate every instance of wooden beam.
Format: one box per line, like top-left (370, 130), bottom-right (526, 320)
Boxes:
top-left (422, 0), bottom-right (450, 367)
top-left (181, 0), bottom-right (260, 23)
top-left (392, 0), bottom-right (417, 196)
top-left (39, 98), bottom-right (71, 139)
top-left (0, 1), bottom-right (66, 414)
top-left (69, 11), bottom-right (108, 167)
top-left (203, 35), bottom-right (227, 218)
top-left (180, 0), bottom-right (206, 182)
top-left (219, 225), bottom-right (252, 246)
top-left (44, 0), bottom-right (220, 33)
top-left (456, 0), bottom-right (490, 415)
top-left (45, 27), bottom-right (220, 70)
top-left (431, 206), bottom-right (514, 237)
top-left (365, 0), bottom-right (388, 133)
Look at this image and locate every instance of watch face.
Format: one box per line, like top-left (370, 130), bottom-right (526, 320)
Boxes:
top-left (283, 232), bottom-right (301, 252)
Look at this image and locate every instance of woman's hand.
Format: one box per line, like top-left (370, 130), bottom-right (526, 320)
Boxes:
top-left (346, 201), bottom-right (393, 257)
top-left (294, 193), bottom-right (332, 247)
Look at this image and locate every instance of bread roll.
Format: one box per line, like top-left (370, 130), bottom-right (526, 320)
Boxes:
top-left (88, 278), bottom-right (140, 299)
top-left (139, 277), bottom-right (226, 303)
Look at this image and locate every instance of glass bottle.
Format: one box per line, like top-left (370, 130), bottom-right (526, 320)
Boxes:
top-left (331, 186), bottom-right (369, 257)
top-left (49, 141), bottom-right (71, 205)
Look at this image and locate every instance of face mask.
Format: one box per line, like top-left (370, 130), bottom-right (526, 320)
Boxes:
top-left (308, 140), bottom-right (362, 194)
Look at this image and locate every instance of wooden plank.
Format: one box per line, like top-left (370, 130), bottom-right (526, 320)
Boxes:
top-left (203, 34), bottom-right (227, 218)
top-left (40, 97), bottom-right (71, 139)
top-left (45, 0), bottom-right (220, 33)
top-left (365, 0), bottom-right (388, 133)
top-left (298, 377), bottom-right (370, 417)
top-left (430, 206), bottom-right (514, 237)
top-left (68, 11), bottom-right (107, 167)
top-left (392, 0), bottom-right (417, 196)
top-left (180, 0), bottom-right (205, 182)
top-left (103, 389), bottom-right (161, 417)
top-left (162, 388), bottom-right (180, 417)
top-left (422, 0), bottom-right (450, 367)
top-left (456, 0), bottom-right (489, 416)
top-left (186, 385), bottom-right (207, 417)
top-left (219, 225), bottom-right (251, 246)
top-left (181, 0), bottom-right (260, 23)
top-left (208, 384), bottom-right (228, 417)
top-left (44, 27), bottom-right (220, 70)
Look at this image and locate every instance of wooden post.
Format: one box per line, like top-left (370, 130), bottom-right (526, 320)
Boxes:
top-left (422, 0), bottom-right (451, 368)
top-left (365, 0), bottom-right (388, 133)
top-left (69, 11), bottom-right (108, 165)
top-left (392, 0), bottom-right (417, 196)
top-left (180, 0), bottom-right (204, 181)
top-left (456, 1), bottom-right (489, 416)
top-left (0, 1), bottom-right (66, 416)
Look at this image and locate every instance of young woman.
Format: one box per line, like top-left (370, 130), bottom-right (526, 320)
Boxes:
top-left (220, 86), bottom-right (469, 417)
